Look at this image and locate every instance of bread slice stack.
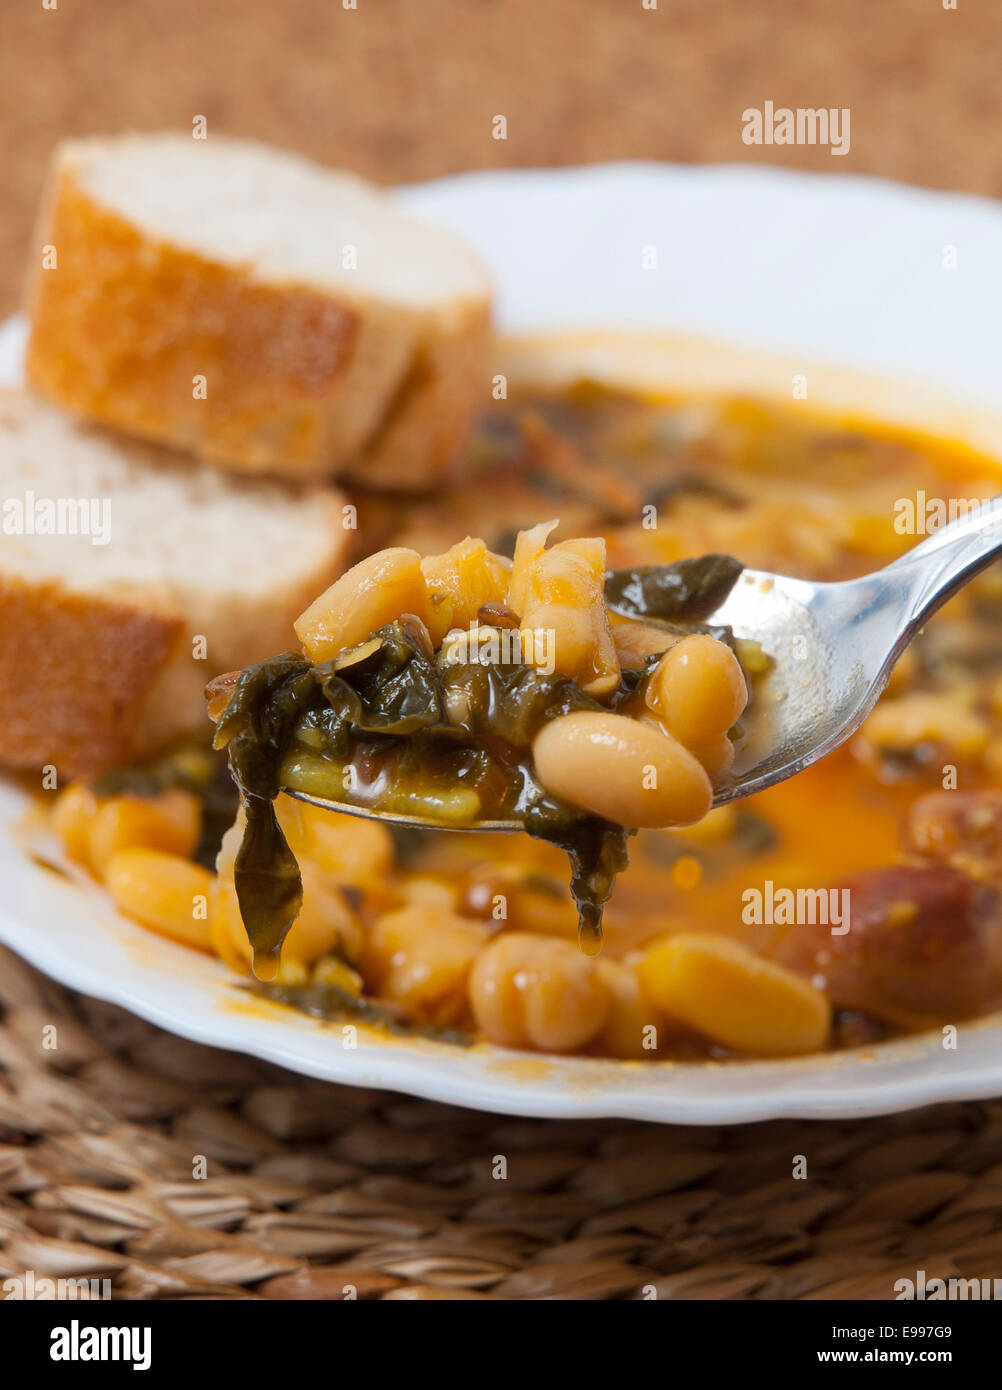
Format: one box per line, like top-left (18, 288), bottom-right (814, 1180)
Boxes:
top-left (24, 134), bottom-right (491, 485)
top-left (2, 134), bottom-right (492, 777)
top-left (0, 394), bottom-right (351, 775)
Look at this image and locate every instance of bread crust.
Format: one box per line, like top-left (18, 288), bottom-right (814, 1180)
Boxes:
top-left (0, 575), bottom-right (182, 778)
top-left (24, 143), bottom-right (490, 486)
top-left (348, 299), bottom-right (491, 489)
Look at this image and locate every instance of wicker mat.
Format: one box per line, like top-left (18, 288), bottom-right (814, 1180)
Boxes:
top-left (2, 944), bottom-right (1001, 1301)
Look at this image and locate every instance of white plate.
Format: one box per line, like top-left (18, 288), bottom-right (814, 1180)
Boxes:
top-left (3, 162), bottom-right (1002, 1123)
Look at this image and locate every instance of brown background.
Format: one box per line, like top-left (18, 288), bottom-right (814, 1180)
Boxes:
top-left (2, 0), bottom-right (1001, 313)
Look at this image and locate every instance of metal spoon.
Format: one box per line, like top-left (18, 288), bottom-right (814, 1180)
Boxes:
top-left (286, 496), bottom-right (1002, 829)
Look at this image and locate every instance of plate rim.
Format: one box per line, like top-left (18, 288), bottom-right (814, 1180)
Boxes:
top-left (4, 882), bottom-right (1002, 1125)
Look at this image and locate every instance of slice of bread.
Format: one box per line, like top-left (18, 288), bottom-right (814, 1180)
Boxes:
top-left (23, 134), bottom-right (491, 486)
top-left (346, 321), bottom-right (490, 490)
top-left (0, 392), bottom-right (351, 777)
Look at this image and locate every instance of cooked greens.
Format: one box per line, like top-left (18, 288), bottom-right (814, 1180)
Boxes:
top-left (213, 554), bottom-right (744, 976)
top-left (249, 979), bottom-right (473, 1046)
top-left (604, 552), bottom-right (743, 622)
top-left (213, 622), bottom-right (632, 969)
top-left (212, 653), bottom-right (315, 977)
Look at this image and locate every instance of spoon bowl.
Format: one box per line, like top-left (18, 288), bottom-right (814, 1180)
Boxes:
top-left (286, 496), bottom-right (1002, 829)
top-left (711, 566), bottom-right (904, 802)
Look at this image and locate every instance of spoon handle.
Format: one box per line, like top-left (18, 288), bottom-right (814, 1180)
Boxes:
top-left (880, 493), bottom-right (1002, 631)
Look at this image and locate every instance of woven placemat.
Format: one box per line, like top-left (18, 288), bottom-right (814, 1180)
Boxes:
top-left (2, 943), bottom-right (1001, 1301)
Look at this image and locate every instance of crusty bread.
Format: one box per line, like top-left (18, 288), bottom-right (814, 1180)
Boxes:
top-left (0, 392), bottom-right (351, 777)
top-left (346, 321), bottom-right (490, 490)
top-left (23, 134), bottom-right (491, 486)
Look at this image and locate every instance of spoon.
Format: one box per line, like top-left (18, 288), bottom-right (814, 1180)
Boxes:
top-left (286, 496), bottom-right (1002, 830)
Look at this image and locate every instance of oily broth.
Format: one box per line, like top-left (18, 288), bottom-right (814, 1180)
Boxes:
top-left (362, 385), bottom-right (1002, 965)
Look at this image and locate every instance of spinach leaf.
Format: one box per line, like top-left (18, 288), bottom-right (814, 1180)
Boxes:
top-left (605, 553), bottom-right (743, 622)
top-left (248, 980), bottom-right (472, 1046)
top-left (440, 662), bottom-right (603, 745)
top-left (523, 803), bottom-right (632, 954)
top-left (314, 622), bottom-right (446, 737)
top-left (213, 653), bottom-right (317, 975)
